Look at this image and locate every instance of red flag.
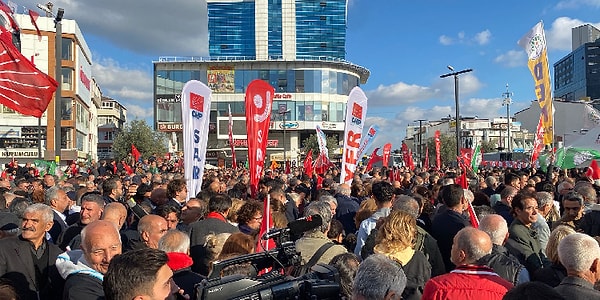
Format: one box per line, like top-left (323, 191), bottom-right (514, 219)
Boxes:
top-left (458, 148), bottom-right (473, 170)
top-left (28, 9), bottom-right (42, 40)
top-left (456, 168), bottom-right (468, 189)
top-left (467, 199), bottom-right (479, 228)
top-left (131, 144), bottom-right (141, 162)
top-left (304, 149), bottom-right (313, 176)
top-left (366, 147), bottom-right (383, 171)
top-left (424, 146), bottom-right (430, 169)
top-left (587, 160), bottom-right (600, 180)
top-left (256, 195), bottom-right (276, 252)
top-left (0, 0), bottom-right (19, 47)
top-left (435, 130), bottom-right (441, 170)
top-left (123, 162), bottom-right (134, 175)
top-left (382, 143), bottom-right (392, 167)
top-left (285, 160), bottom-right (290, 174)
top-left (0, 35), bottom-right (58, 118)
top-left (246, 80), bottom-right (274, 198)
top-left (530, 115), bottom-right (545, 166)
top-left (407, 149), bottom-right (415, 171)
top-left (313, 151), bottom-right (333, 175)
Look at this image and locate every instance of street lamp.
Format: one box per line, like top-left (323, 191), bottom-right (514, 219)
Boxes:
top-left (440, 66), bottom-right (473, 161)
top-left (279, 108), bottom-right (291, 173)
top-left (414, 119), bottom-right (426, 168)
top-left (502, 84), bottom-right (512, 155)
top-left (38, 2), bottom-right (64, 164)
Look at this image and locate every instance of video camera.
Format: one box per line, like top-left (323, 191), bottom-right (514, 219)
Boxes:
top-left (195, 214), bottom-right (341, 300)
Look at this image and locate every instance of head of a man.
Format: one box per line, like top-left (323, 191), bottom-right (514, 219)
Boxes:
top-left (208, 194), bottom-right (233, 216)
top-left (180, 198), bottom-right (206, 225)
top-left (166, 178), bottom-right (188, 203)
top-left (103, 248), bottom-right (175, 300)
top-left (511, 192), bottom-right (538, 226)
top-left (80, 193), bottom-right (105, 225)
top-left (81, 220), bottom-right (122, 274)
top-left (450, 227), bottom-right (493, 266)
top-left (21, 203), bottom-right (53, 248)
top-left (156, 205), bottom-right (181, 230)
top-left (158, 229), bottom-right (190, 254)
top-left (558, 233), bottom-right (600, 284)
top-left (303, 201), bottom-right (332, 234)
top-left (371, 181), bottom-right (395, 207)
top-left (45, 187), bottom-right (70, 213)
top-left (440, 184), bottom-right (466, 211)
top-left (43, 174), bottom-right (56, 188)
top-left (101, 202), bottom-right (128, 229)
top-left (102, 176), bottom-right (123, 201)
top-left (479, 214), bottom-right (509, 246)
top-left (535, 191), bottom-right (554, 218)
top-left (138, 214), bottom-right (169, 249)
top-left (352, 253), bottom-right (407, 300)
top-left (562, 191), bottom-right (585, 222)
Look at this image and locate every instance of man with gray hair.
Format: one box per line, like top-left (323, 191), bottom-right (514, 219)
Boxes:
top-left (158, 230), bottom-right (203, 297)
top-left (352, 253), bottom-right (407, 300)
top-left (423, 227), bottom-right (513, 299)
top-left (334, 183), bottom-right (360, 235)
top-left (295, 201), bottom-right (347, 268)
top-left (478, 214), bottom-right (530, 285)
top-left (482, 176), bottom-right (498, 197)
top-left (46, 187), bottom-right (70, 244)
top-left (554, 232), bottom-right (600, 298)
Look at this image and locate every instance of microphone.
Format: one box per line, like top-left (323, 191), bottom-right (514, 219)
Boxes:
top-left (262, 214), bottom-right (323, 240)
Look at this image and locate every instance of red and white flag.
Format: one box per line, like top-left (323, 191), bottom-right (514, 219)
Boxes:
top-left (0, 5), bottom-right (57, 118)
top-left (382, 143), bottom-right (392, 167)
top-left (131, 144), bottom-right (141, 162)
top-left (245, 80), bottom-right (274, 198)
top-left (586, 159), bottom-right (600, 180)
top-left (434, 130), bottom-right (441, 170)
top-left (228, 104), bottom-right (237, 169)
top-left (424, 146), bottom-right (430, 169)
top-left (256, 195), bottom-right (276, 252)
top-left (340, 87), bottom-right (368, 184)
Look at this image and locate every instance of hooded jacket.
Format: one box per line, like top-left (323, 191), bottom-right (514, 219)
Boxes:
top-left (55, 250), bottom-right (104, 300)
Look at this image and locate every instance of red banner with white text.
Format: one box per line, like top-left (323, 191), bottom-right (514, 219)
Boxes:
top-left (245, 80), bottom-right (274, 198)
top-left (382, 143), bottom-right (392, 167)
top-left (435, 130), bottom-right (441, 170)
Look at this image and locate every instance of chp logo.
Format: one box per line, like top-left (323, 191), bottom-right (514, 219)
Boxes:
top-left (190, 92), bottom-right (204, 119)
top-left (351, 103), bottom-right (363, 126)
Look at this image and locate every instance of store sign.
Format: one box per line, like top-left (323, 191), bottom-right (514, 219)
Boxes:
top-left (0, 149), bottom-right (38, 158)
top-left (0, 127), bottom-right (20, 138)
top-left (279, 122), bottom-right (299, 129)
top-left (321, 122), bottom-right (337, 130)
top-left (158, 123), bottom-right (183, 132)
top-left (274, 93), bottom-right (292, 99)
top-left (230, 139), bottom-right (279, 148)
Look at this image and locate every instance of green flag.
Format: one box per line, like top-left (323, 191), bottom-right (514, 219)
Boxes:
top-left (471, 144), bottom-right (482, 173)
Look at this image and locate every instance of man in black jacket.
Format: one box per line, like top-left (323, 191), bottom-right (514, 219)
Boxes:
top-left (57, 220), bottom-right (121, 299)
top-left (554, 233), bottom-right (600, 299)
top-left (478, 214), bottom-right (530, 285)
top-left (189, 194), bottom-right (239, 276)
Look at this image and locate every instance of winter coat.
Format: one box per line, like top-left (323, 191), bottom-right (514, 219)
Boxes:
top-left (55, 250), bottom-right (104, 300)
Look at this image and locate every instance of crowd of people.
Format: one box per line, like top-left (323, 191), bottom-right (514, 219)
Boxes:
top-left (1, 158), bottom-right (600, 299)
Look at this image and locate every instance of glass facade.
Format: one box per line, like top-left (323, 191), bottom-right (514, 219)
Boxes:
top-left (295, 0), bottom-right (346, 59)
top-left (268, 0), bottom-right (283, 58)
top-left (554, 41), bottom-right (600, 101)
top-left (208, 1), bottom-right (256, 57)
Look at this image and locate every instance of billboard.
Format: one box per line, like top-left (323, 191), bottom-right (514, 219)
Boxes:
top-left (75, 46), bottom-right (92, 107)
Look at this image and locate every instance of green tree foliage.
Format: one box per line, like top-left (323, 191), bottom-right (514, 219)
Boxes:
top-left (112, 120), bottom-right (168, 161)
top-left (425, 133), bottom-right (457, 167)
top-left (480, 139), bottom-right (497, 154)
top-left (301, 134), bottom-right (339, 157)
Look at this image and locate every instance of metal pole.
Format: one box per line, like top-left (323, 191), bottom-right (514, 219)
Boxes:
top-left (502, 84), bottom-right (513, 156)
top-left (54, 10), bottom-right (63, 165)
top-left (415, 119), bottom-right (426, 168)
top-left (38, 117), bottom-right (42, 159)
top-left (282, 113), bottom-right (286, 173)
top-left (440, 68), bottom-right (472, 162)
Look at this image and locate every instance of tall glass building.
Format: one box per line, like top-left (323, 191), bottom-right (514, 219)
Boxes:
top-left (154, 0), bottom-right (369, 166)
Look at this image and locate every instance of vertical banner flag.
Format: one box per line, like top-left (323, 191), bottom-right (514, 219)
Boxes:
top-left (382, 143), bottom-right (392, 167)
top-left (228, 104), bottom-right (237, 169)
top-left (356, 125), bottom-right (379, 163)
top-left (304, 149), bottom-right (314, 176)
top-left (341, 87), bottom-right (368, 184)
top-left (401, 142), bottom-right (410, 167)
top-left (424, 146), bottom-right (430, 169)
top-left (435, 130), bottom-right (441, 170)
top-left (530, 114), bottom-right (545, 166)
top-left (246, 80), bottom-right (274, 197)
top-left (471, 143), bottom-right (482, 173)
top-left (519, 21), bottom-right (553, 145)
top-left (181, 80), bottom-right (212, 199)
top-left (315, 124), bottom-right (329, 157)
top-left (407, 149), bottom-right (415, 170)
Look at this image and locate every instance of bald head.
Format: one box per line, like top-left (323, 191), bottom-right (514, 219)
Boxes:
top-left (452, 227), bottom-right (493, 266)
top-left (138, 214), bottom-right (168, 249)
top-left (80, 220), bottom-right (122, 274)
top-left (479, 214), bottom-right (509, 246)
top-left (102, 202), bottom-right (128, 228)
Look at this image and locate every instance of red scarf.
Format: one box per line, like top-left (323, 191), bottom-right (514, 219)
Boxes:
top-left (166, 252), bottom-right (193, 271)
top-left (206, 211), bottom-right (227, 222)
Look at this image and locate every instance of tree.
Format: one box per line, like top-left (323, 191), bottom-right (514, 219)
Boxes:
top-left (426, 133), bottom-right (457, 167)
top-left (480, 139), bottom-right (497, 154)
top-left (301, 134), bottom-right (339, 157)
top-left (112, 120), bottom-right (168, 161)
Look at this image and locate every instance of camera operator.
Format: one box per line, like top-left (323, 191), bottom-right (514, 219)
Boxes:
top-left (295, 201), bottom-right (347, 273)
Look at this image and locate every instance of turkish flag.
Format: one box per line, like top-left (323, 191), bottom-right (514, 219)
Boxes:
top-left (0, 34), bottom-right (57, 117)
top-left (131, 144), bottom-right (141, 162)
top-left (587, 160), bottom-right (600, 180)
top-left (304, 149), bottom-right (313, 176)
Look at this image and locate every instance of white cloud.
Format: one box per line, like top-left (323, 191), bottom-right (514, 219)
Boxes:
top-left (124, 103), bottom-right (154, 120)
top-left (19, 0), bottom-right (209, 56)
top-left (555, 0), bottom-right (600, 9)
top-left (92, 58), bottom-right (153, 102)
top-left (546, 17), bottom-right (586, 51)
top-left (494, 50), bottom-right (526, 67)
top-left (431, 73), bottom-right (484, 96)
top-left (367, 82), bottom-right (440, 106)
top-left (474, 30), bottom-right (492, 45)
top-left (439, 35), bottom-right (453, 45)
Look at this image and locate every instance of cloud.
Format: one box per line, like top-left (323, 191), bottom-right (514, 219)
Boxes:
top-left (366, 82), bottom-right (440, 106)
top-left (19, 0), bottom-right (209, 56)
top-left (474, 30), bottom-right (492, 45)
top-left (124, 103), bottom-right (154, 120)
top-left (92, 58), bottom-right (153, 102)
top-left (494, 50), bottom-right (526, 67)
top-left (439, 30), bottom-right (492, 46)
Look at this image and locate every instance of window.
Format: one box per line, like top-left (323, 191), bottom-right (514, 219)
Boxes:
top-left (61, 38), bottom-right (73, 60)
top-left (61, 98), bottom-right (72, 120)
top-left (61, 68), bottom-right (73, 90)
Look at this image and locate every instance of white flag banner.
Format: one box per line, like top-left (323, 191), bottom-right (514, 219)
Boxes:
top-left (340, 87), bottom-right (368, 184)
top-left (315, 124), bottom-right (329, 157)
top-left (181, 80), bottom-right (212, 199)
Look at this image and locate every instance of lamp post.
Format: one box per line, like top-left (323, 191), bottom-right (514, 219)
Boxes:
top-left (440, 66), bottom-right (473, 160)
top-left (502, 84), bottom-right (512, 155)
top-left (279, 108), bottom-right (291, 173)
top-left (39, 2), bottom-right (64, 164)
top-left (414, 119), bottom-right (426, 168)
